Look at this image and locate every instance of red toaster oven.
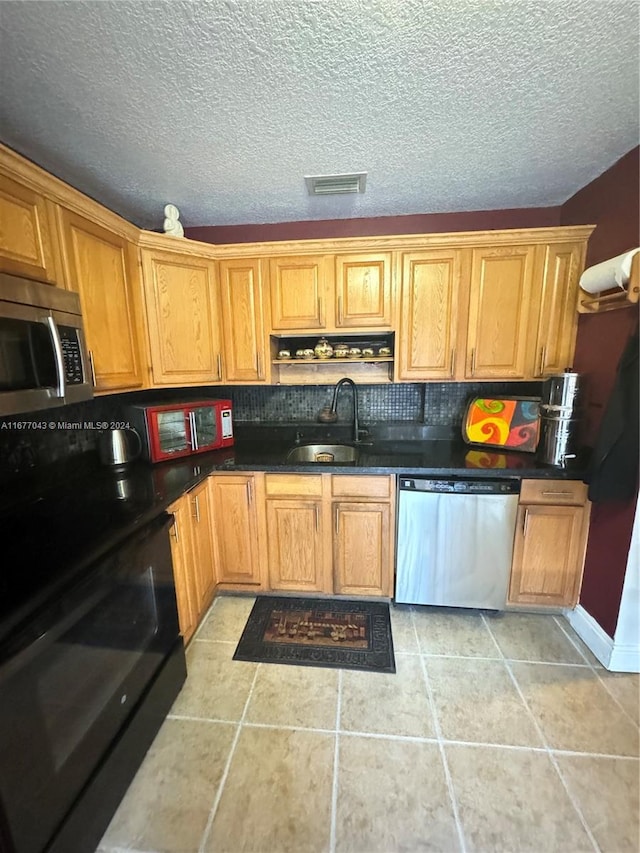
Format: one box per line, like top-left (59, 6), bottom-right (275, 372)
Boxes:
top-left (125, 399), bottom-right (233, 462)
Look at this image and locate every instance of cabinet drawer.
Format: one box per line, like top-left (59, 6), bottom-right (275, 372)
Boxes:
top-left (520, 479), bottom-right (587, 506)
top-left (265, 474), bottom-right (323, 497)
top-left (332, 475), bottom-right (391, 499)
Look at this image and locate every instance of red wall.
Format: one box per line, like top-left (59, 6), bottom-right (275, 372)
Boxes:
top-left (561, 146), bottom-right (639, 638)
top-left (186, 207), bottom-right (561, 243)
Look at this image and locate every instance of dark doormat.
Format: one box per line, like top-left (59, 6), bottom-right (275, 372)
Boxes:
top-left (233, 596), bottom-right (396, 673)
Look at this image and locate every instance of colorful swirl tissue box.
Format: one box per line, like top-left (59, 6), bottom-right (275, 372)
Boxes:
top-left (462, 397), bottom-right (540, 453)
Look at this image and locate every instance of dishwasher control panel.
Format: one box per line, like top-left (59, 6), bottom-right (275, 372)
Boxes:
top-left (399, 478), bottom-right (520, 495)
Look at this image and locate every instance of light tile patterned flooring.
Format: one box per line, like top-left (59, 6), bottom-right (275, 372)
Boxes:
top-left (99, 596), bottom-right (640, 853)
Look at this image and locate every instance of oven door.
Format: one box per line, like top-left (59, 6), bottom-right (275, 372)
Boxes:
top-left (188, 403), bottom-right (220, 453)
top-left (148, 406), bottom-right (192, 461)
top-left (0, 513), bottom-right (180, 853)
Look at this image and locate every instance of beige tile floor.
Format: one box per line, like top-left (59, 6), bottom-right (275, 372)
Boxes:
top-left (99, 596), bottom-right (640, 853)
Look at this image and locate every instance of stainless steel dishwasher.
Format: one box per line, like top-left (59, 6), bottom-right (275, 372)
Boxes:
top-left (395, 477), bottom-right (520, 610)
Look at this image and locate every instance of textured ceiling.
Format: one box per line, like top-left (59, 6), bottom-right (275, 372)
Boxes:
top-left (1, 0), bottom-right (638, 230)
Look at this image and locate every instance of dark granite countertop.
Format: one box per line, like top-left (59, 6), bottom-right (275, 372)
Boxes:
top-left (0, 422), bottom-right (588, 643)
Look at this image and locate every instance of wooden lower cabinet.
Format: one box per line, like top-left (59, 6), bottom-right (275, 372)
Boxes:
top-left (508, 479), bottom-right (590, 608)
top-left (208, 474), bottom-right (262, 587)
top-left (189, 479), bottom-right (216, 610)
top-left (266, 499), bottom-right (326, 592)
top-left (333, 501), bottom-right (392, 596)
top-left (168, 495), bottom-right (199, 644)
top-left (262, 473), bottom-right (394, 597)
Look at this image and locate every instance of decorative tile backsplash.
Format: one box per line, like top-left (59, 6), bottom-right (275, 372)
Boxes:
top-left (0, 381), bottom-right (542, 482)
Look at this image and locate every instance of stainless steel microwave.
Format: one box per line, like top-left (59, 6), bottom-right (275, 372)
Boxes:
top-left (0, 273), bottom-right (93, 416)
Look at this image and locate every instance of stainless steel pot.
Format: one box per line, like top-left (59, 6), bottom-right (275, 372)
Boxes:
top-left (541, 372), bottom-right (582, 409)
top-left (539, 417), bottom-right (579, 467)
top-left (98, 428), bottom-right (141, 467)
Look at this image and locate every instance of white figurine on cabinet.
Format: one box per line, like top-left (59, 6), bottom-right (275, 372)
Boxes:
top-left (163, 203), bottom-right (184, 237)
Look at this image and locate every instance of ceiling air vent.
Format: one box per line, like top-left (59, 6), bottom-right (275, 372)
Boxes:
top-left (305, 172), bottom-right (367, 196)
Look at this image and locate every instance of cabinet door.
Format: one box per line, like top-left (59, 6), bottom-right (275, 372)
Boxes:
top-left (533, 242), bottom-right (584, 377)
top-left (59, 209), bottom-right (144, 391)
top-left (466, 245), bottom-right (538, 379)
top-left (189, 480), bottom-right (216, 612)
top-left (0, 173), bottom-right (60, 283)
top-left (208, 475), bottom-right (261, 585)
top-left (335, 253), bottom-right (392, 328)
top-left (509, 504), bottom-right (588, 607)
top-left (169, 497), bottom-right (199, 644)
top-left (268, 255), bottom-right (331, 330)
top-left (333, 501), bottom-right (392, 596)
top-left (266, 499), bottom-right (326, 592)
top-left (141, 249), bottom-right (223, 385)
top-left (219, 258), bottom-right (267, 382)
top-left (398, 249), bottom-right (463, 379)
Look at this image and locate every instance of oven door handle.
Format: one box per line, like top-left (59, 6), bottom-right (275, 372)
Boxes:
top-left (44, 315), bottom-right (66, 400)
top-left (188, 411), bottom-right (199, 451)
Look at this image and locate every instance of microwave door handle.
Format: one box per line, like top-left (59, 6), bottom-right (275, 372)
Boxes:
top-left (44, 316), bottom-right (65, 400)
top-left (188, 411), bottom-right (199, 451)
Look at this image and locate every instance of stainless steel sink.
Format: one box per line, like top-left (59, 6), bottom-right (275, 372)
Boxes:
top-left (286, 443), bottom-right (360, 463)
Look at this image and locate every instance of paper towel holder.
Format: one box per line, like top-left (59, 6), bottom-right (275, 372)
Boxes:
top-left (578, 250), bottom-right (639, 313)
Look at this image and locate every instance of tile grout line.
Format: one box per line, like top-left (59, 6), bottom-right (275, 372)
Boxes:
top-left (386, 645), bottom-right (595, 667)
top-left (551, 614), bottom-right (596, 666)
top-left (480, 613), bottom-right (602, 853)
top-left (329, 668), bottom-right (343, 853)
top-left (190, 596), bottom-right (221, 642)
top-left (197, 663), bottom-right (261, 853)
top-left (167, 712), bottom-right (244, 725)
top-left (411, 609), bottom-right (467, 853)
top-left (553, 615), bottom-right (640, 732)
top-left (164, 717), bottom-right (640, 760)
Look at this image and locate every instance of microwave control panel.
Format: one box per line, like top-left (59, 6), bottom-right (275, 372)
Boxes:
top-left (221, 408), bottom-right (233, 438)
top-left (58, 326), bottom-right (85, 384)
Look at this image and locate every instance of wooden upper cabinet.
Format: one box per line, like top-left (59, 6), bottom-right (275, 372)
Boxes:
top-left (397, 249), bottom-right (465, 380)
top-left (58, 208), bottom-right (144, 391)
top-left (534, 242), bottom-right (584, 377)
top-left (335, 253), bottom-right (392, 328)
top-left (269, 255), bottom-right (332, 330)
top-left (266, 251), bottom-right (392, 332)
top-left (141, 248), bottom-right (222, 386)
top-left (465, 245), bottom-right (539, 379)
top-left (219, 258), bottom-right (268, 382)
top-left (0, 173), bottom-right (60, 283)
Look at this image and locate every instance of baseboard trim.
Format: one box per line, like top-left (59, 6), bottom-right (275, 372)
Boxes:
top-left (564, 605), bottom-right (613, 668)
top-left (608, 643), bottom-right (640, 673)
top-left (564, 605), bottom-right (640, 672)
